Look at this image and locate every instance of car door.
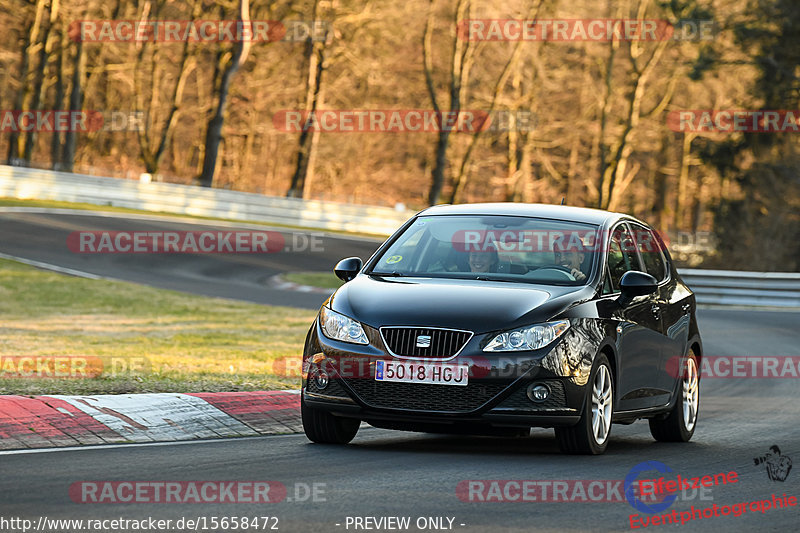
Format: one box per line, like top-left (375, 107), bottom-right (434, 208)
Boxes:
top-left (631, 224), bottom-right (692, 399)
top-left (602, 223), bottom-right (665, 411)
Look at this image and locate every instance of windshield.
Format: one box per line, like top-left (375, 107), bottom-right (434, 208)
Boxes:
top-left (369, 215), bottom-right (599, 286)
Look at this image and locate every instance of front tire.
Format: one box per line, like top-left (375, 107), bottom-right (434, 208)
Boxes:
top-left (555, 353), bottom-right (613, 455)
top-left (302, 394), bottom-right (360, 444)
top-left (649, 351), bottom-right (699, 442)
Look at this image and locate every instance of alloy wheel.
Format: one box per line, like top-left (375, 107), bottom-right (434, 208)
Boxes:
top-left (592, 365), bottom-right (613, 445)
top-left (683, 357), bottom-right (699, 431)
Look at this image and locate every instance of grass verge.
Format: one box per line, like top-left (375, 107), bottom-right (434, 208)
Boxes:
top-left (0, 258), bottom-right (315, 395)
top-left (282, 271), bottom-right (343, 290)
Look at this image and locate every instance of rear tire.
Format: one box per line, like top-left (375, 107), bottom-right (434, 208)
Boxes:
top-left (555, 353), bottom-right (613, 455)
top-left (649, 351), bottom-right (699, 442)
top-left (301, 394), bottom-right (360, 444)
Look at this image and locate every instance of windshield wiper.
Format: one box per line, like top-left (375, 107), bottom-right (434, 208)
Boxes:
top-left (473, 276), bottom-right (516, 283)
top-left (369, 271), bottom-right (406, 277)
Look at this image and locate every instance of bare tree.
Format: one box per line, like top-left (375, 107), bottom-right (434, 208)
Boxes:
top-left (287, 0), bottom-right (329, 198)
top-left (22, 0), bottom-right (61, 163)
top-left (134, 0), bottom-right (197, 175)
top-left (448, 0), bottom-right (543, 203)
top-left (422, 0), bottom-right (473, 205)
top-left (61, 31), bottom-right (85, 172)
top-left (597, 0), bottom-right (669, 211)
top-left (6, 0), bottom-right (47, 165)
top-left (198, 0), bottom-right (252, 187)
top-left (50, 22), bottom-right (68, 169)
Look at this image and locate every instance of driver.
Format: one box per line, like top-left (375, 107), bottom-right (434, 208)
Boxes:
top-left (553, 242), bottom-right (587, 281)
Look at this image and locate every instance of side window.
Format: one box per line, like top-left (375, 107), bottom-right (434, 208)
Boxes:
top-left (605, 224), bottom-right (642, 293)
top-left (602, 274), bottom-right (613, 295)
top-left (630, 224), bottom-right (668, 282)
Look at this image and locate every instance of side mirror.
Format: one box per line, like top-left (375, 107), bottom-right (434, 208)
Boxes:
top-left (617, 271), bottom-right (657, 306)
top-left (334, 257), bottom-right (363, 282)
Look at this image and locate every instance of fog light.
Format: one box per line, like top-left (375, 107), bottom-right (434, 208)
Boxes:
top-left (527, 383), bottom-right (550, 402)
top-left (313, 370), bottom-right (329, 390)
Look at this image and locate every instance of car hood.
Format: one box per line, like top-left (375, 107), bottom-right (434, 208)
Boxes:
top-left (327, 275), bottom-right (593, 333)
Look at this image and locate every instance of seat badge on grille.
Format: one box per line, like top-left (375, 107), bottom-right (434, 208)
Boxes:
top-left (416, 335), bottom-right (432, 348)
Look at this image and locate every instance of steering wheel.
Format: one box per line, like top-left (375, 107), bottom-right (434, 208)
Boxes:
top-left (534, 265), bottom-right (577, 280)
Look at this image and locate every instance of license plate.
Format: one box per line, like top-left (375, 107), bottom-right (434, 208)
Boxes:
top-left (375, 360), bottom-right (469, 386)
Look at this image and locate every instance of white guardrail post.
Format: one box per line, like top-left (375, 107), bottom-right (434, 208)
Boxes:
top-left (0, 165), bottom-right (411, 236)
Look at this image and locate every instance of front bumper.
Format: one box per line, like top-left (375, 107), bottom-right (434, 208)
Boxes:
top-left (301, 318), bottom-right (600, 430)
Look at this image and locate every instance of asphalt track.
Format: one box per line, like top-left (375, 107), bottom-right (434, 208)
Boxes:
top-left (0, 208), bottom-right (381, 309)
top-left (1, 209), bottom-right (798, 532)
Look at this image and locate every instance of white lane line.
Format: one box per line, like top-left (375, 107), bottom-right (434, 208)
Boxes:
top-left (46, 393), bottom-right (258, 443)
top-left (0, 251), bottom-right (110, 280)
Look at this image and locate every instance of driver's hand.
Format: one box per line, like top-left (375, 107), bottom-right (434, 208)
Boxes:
top-left (570, 268), bottom-right (586, 281)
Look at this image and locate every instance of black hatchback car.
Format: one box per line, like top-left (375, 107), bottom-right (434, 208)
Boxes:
top-left (301, 203), bottom-right (702, 454)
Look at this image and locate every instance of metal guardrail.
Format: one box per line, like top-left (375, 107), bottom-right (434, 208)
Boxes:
top-left (680, 269), bottom-right (800, 308)
top-left (0, 165), bottom-right (411, 236)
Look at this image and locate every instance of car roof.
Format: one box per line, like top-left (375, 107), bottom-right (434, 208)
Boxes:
top-left (418, 203), bottom-right (637, 227)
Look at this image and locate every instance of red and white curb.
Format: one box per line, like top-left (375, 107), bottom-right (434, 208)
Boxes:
top-left (0, 391), bottom-right (301, 451)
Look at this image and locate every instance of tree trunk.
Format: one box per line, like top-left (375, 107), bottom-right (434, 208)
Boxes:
top-left (50, 25), bottom-right (68, 169)
top-left (198, 0), bottom-right (251, 188)
top-left (422, 0), bottom-right (469, 205)
top-left (287, 0), bottom-right (327, 198)
top-left (7, 0), bottom-right (47, 165)
top-left (674, 132), bottom-right (696, 229)
top-left (599, 30), bottom-right (668, 210)
top-left (428, 130), bottom-right (451, 205)
top-left (23, 0), bottom-right (60, 163)
top-left (61, 38), bottom-right (85, 172)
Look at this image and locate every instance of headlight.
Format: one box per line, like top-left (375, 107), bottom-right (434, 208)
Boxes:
top-left (484, 319), bottom-right (570, 352)
top-left (319, 306), bottom-right (369, 345)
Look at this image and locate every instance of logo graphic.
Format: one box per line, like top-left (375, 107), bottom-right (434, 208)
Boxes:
top-left (416, 335), bottom-right (432, 348)
top-left (624, 461), bottom-right (677, 514)
top-left (754, 445), bottom-right (792, 482)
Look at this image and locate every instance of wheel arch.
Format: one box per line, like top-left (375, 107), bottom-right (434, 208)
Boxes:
top-left (688, 336), bottom-right (703, 380)
top-left (598, 342), bottom-right (618, 392)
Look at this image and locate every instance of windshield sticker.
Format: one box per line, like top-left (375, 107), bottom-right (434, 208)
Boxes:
top-left (386, 255), bottom-right (403, 264)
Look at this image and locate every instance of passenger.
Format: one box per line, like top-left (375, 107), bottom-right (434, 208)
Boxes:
top-left (468, 244), bottom-right (499, 273)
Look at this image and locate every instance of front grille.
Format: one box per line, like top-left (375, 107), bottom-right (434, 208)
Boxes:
top-left (380, 327), bottom-right (472, 358)
top-left (342, 378), bottom-right (506, 412)
top-left (495, 380), bottom-right (567, 410)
